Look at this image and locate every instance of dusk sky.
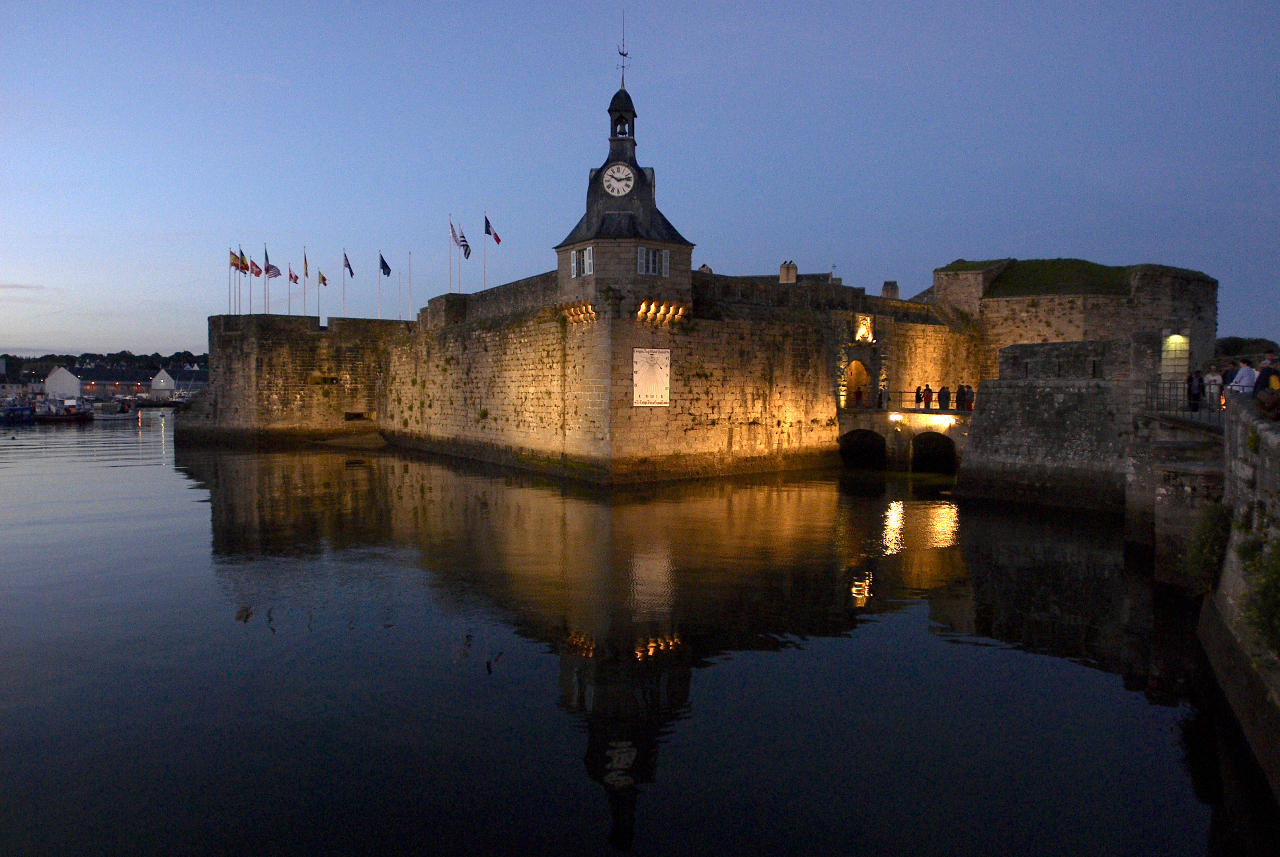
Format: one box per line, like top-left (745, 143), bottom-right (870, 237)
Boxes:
top-left (2, 1), bottom-right (1276, 356)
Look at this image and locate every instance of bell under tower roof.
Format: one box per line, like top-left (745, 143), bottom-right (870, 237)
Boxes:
top-left (555, 85), bottom-right (691, 249)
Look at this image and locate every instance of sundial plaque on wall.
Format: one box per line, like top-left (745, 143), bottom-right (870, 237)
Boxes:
top-left (632, 348), bottom-right (670, 406)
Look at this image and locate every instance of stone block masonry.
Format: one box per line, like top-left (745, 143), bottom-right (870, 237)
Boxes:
top-left (956, 341), bottom-right (1134, 512)
top-left (179, 314), bottom-right (411, 442)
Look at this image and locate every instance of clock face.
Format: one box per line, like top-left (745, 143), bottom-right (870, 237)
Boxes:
top-left (602, 163), bottom-right (635, 196)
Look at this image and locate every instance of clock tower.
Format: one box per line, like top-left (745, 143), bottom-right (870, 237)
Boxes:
top-left (555, 83), bottom-right (693, 307)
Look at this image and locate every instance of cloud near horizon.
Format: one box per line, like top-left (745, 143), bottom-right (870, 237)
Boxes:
top-left (0, 283), bottom-right (45, 291)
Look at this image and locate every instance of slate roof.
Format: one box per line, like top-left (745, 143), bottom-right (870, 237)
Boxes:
top-left (557, 208), bottom-right (691, 247)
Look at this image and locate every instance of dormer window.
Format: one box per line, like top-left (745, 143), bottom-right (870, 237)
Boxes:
top-left (637, 247), bottom-right (669, 277)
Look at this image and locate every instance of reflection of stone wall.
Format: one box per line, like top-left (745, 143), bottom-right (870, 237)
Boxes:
top-left (176, 447), bottom-right (391, 557)
top-left (181, 444), bottom-right (872, 655)
top-left (952, 504), bottom-right (1196, 701)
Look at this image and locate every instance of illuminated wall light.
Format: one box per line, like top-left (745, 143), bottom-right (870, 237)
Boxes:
top-left (888, 412), bottom-right (904, 422)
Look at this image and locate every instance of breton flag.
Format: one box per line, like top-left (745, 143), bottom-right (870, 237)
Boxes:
top-left (343, 252), bottom-right (355, 277)
top-left (457, 228), bottom-right (471, 259)
top-left (379, 253), bottom-right (391, 276)
top-left (249, 259), bottom-right (262, 277)
top-left (485, 216), bottom-right (501, 245)
top-left (289, 265), bottom-right (299, 284)
top-left (318, 271), bottom-right (328, 286)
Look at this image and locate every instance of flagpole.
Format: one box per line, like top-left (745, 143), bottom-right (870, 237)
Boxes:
top-left (408, 251), bottom-right (413, 320)
top-left (483, 211), bottom-right (488, 292)
top-left (303, 246), bottom-right (308, 317)
top-left (397, 271), bottom-right (402, 320)
top-left (227, 250), bottom-right (232, 315)
top-left (249, 262), bottom-right (253, 315)
top-left (263, 244), bottom-right (268, 314)
top-left (377, 250), bottom-right (382, 320)
top-left (448, 218), bottom-right (453, 294)
top-left (342, 248), bottom-right (347, 317)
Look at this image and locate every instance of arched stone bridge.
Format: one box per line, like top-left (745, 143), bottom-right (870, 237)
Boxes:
top-left (837, 406), bottom-right (971, 472)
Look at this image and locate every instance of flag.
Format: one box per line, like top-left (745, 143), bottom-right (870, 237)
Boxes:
top-left (457, 228), bottom-right (471, 260)
top-left (265, 263), bottom-right (282, 279)
top-left (304, 251), bottom-right (309, 279)
top-left (318, 272), bottom-right (328, 286)
top-left (289, 266), bottom-right (298, 284)
top-left (485, 216), bottom-right (501, 245)
top-left (229, 249), bottom-right (239, 268)
top-left (379, 253), bottom-right (391, 276)
top-left (238, 247), bottom-right (248, 271)
top-left (344, 253), bottom-right (354, 277)
top-left (449, 219), bottom-right (459, 247)
top-left (249, 260), bottom-right (262, 277)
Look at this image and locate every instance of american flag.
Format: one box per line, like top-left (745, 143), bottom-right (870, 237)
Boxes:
top-left (265, 263), bottom-right (282, 279)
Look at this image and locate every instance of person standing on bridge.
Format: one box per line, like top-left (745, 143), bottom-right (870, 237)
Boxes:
top-left (915, 386), bottom-right (923, 409)
top-left (1204, 366), bottom-right (1223, 410)
top-left (939, 385), bottom-right (951, 410)
top-left (1187, 371), bottom-right (1205, 412)
top-left (922, 385), bottom-right (934, 409)
top-left (1252, 355), bottom-right (1280, 397)
top-left (1229, 359), bottom-right (1258, 396)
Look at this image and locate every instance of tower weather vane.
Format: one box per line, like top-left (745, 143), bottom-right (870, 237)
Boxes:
top-left (617, 11), bottom-right (628, 85)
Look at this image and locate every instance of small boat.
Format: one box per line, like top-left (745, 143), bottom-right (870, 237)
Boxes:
top-left (2, 402), bottom-right (35, 425)
top-left (94, 399), bottom-right (139, 422)
top-left (34, 398), bottom-right (94, 424)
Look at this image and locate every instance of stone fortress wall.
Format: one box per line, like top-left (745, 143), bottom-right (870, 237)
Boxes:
top-left (191, 315), bottom-right (410, 438)
top-left (181, 85), bottom-right (1217, 490)
top-left (183, 255), bottom-right (1214, 487)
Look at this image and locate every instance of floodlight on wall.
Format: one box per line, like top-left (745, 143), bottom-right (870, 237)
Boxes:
top-left (559, 301), bottom-right (596, 323)
top-left (636, 299), bottom-right (688, 326)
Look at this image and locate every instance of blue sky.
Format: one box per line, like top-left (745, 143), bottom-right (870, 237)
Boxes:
top-left (2, 0), bottom-right (1276, 355)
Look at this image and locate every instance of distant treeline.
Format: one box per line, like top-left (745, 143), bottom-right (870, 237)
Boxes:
top-left (1216, 337), bottom-right (1280, 359)
top-left (1, 350), bottom-right (208, 381)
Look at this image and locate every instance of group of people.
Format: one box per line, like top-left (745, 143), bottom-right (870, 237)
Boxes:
top-left (914, 384), bottom-right (975, 411)
top-left (1187, 352), bottom-right (1280, 412)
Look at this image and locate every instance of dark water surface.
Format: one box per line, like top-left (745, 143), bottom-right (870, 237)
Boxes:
top-left (1, 414), bottom-right (1276, 856)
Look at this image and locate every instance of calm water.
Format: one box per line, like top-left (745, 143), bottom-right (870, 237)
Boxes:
top-left (1, 414), bottom-right (1276, 856)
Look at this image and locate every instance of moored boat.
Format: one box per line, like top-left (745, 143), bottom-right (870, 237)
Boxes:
top-left (34, 398), bottom-right (94, 424)
top-left (94, 399), bottom-right (139, 422)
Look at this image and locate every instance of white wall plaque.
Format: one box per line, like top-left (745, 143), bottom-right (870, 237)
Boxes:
top-left (633, 348), bottom-right (670, 407)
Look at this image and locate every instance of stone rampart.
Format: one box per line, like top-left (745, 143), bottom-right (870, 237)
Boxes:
top-left (1199, 394), bottom-right (1280, 799)
top-left (382, 301), bottom-right (613, 476)
top-left (178, 314), bottom-right (409, 442)
top-left (956, 340), bottom-right (1133, 512)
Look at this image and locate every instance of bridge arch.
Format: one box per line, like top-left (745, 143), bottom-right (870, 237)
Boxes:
top-left (838, 429), bottom-right (887, 470)
top-left (911, 431), bottom-right (958, 474)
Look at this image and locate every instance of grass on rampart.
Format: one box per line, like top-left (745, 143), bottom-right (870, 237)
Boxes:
top-left (1179, 503), bottom-right (1232, 593)
top-left (987, 259), bottom-right (1130, 298)
top-left (1243, 538), bottom-right (1280, 658)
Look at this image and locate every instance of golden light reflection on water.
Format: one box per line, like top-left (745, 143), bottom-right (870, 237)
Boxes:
top-left (881, 500), bottom-right (958, 555)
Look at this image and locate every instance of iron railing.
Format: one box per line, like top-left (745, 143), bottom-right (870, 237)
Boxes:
top-left (840, 389), bottom-right (977, 413)
top-left (1144, 380), bottom-right (1226, 429)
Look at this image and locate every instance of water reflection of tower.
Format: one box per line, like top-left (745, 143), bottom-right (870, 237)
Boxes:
top-left (557, 546), bottom-right (692, 849)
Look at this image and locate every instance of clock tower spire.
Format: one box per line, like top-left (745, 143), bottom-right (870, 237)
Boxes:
top-left (555, 84), bottom-right (691, 251)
